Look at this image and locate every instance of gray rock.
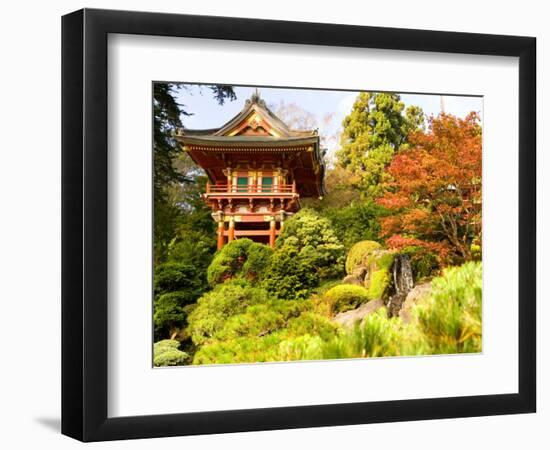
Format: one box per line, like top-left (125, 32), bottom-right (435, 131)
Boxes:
top-left (333, 299), bottom-right (385, 328)
top-left (398, 282), bottom-right (432, 323)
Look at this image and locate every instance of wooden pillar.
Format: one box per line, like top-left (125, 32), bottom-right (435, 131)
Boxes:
top-left (228, 218), bottom-right (235, 243)
top-left (217, 221), bottom-right (225, 250)
top-left (269, 219), bottom-right (276, 248)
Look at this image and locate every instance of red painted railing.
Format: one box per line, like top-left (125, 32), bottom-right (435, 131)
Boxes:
top-left (205, 183), bottom-right (296, 194)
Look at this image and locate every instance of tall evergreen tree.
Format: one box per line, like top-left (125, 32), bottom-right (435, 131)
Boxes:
top-left (153, 83), bottom-right (236, 262)
top-left (337, 92), bottom-right (424, 197)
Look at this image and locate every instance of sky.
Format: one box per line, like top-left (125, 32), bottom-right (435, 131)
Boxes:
top-left (174, 84), bottom-right (483, 162)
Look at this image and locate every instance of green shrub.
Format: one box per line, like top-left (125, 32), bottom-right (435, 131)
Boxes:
top-left (154, 292), bottom-right (189, 340)
top-left (154, 262), bottom-right (203, 297)
top-left (279, 309), bottom-right (427, 361)
top-left (167, 230), bottom-right (216, 271)
top-left (153, 339), bottom-right (189, 367)
top-left (207, 239), bottom-right (273, 286)
top-left (192, 310), bottom-right (338, 365)
top-left (153, 262), bottom-right (206, 340)
top-left (401, 245), bottom-right (439, 280)
top-left (276, 208), bottom-right (345, 280)
top-left (323, 201), bottom-right (383, 251)
top-left (261, 243), bottom-right (319, 300)
top-left (323, 284), bottom-right (370, 314)
top-left (345, 240), bottom-right (382, 274)
top-left (413, 261), bottom-right (482, 354)
top-left (187, 281), bottom-right (271, 345)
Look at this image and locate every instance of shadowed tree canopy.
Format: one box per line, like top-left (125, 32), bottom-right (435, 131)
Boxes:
top-left (153, 83), bottom-right (236, 262)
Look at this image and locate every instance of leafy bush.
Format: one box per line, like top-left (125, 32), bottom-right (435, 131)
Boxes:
top-left (401, 245), bottom-right (439, 280)
top-left (261, 243), bottom-right (319, 300)
top-left (187, 281), bottom-right (271, 345)
top-left (213, 299), bottom-right (309, 342)
top-left (154, 292), bottom-right (188, 340)
top-left (153, 262), bottom-right (207, 340)
top-left (278, 309), bottom-right (427, 361)
top-left (345, 240), bottom-right (382, 274)
top-left (192, 310), bottom-right (338, 365)
top-left (167, 230), bottom-right (216, 271)
top-left (276, 208), bottom-right (345, 280)
top-left (153, 339), bottom-right (189, 367)
top-left (154, 262), bottom-right (204, 297)
top-left (323, 201), bottom-right (383, 251)
top-left (322, 284), bottom-right (371, 314)
top-left (413, 261), bottom-right (482, 354)
top-left (207, 239), bottom-right (273, 286)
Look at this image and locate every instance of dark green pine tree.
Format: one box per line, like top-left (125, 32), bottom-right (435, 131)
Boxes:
top-left (153, 83), bottom-right (236, 263)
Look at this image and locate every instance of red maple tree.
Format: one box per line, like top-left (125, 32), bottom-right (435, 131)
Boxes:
top-left (378, 113), bottom-right (482, 264)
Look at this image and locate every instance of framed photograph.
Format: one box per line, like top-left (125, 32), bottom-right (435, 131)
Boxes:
top-left (62, 8), bottom-right (536, 441)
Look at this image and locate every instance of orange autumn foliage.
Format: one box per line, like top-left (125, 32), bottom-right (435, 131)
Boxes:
top-left (378, 113), bottom-right (482, 264)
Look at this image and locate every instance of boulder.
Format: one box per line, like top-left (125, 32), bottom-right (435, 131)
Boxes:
top-left (342, 265), bottom-right (368, 285)
top-left (333, 299), bottom-right (385, 328)
top-left (342, 274), bottom-right (363, 286)
top-left (363, 249), bottom-right (395, 300)
top-left (398, 282), bottom-right (432, 323)
top-left (345, 240), bottom-right (382, 275)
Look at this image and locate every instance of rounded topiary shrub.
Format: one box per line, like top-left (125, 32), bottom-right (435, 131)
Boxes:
top-left (345, 240), bottom-right (382, 274)
top-left (207, 239), bottom-right (273, 286)
top-left (323, 284), bottom-right (370, 314)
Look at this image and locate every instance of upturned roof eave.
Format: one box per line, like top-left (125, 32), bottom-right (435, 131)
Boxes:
top-left (176, 135), bottom-right (320, 148)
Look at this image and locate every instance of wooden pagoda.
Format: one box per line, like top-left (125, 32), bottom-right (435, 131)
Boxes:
top-left (175, 91), bottom-right (326, 249)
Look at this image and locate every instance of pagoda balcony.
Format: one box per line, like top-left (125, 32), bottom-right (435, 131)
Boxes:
top-left (204, 182), bottom-right (298, 198)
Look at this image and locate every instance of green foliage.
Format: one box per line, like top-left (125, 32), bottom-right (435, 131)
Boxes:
top-left (213, 299), bottom-right (307, 341)
top-left (338, 92), bottom-right (423, 197)
top-left (154, 292), bottom-right (188, 339)
top-left (323, 201), bottom-right (384, 251)
top-left (192, 309), bottom-right (338, 365)
top-left (262, 243), bottom-right (319, 300)
top-left (153, 83), bottom-right (235, 263)
top-left (153, 262), bottom-right (206, 340)
top-left (189, 262), bottom-right (482, 364)
top-left (401, 246), bottom-right (440, 280)
top-left (154, 262), bottom-right (203, 298)
top-left (413, 261), bottom-right (482, 354)
top-left (207, 239), bottom-right (273, 286)
top-left (187, 281), bottom-right (271, 345)
top-left (275, 208), bottom-right (345, 281)
top-left (278, 310), bottom-right (415, 360)
top-left (153, 339), bottom-right (189, 367)
top-left (322, 284), bottom-right (371, 314)
top-left (345, 240), bottom-right (382, 274)
top-left (167, 230), bottom-right (215, 272)
top-left (365, 251), bottom-right (395, 300)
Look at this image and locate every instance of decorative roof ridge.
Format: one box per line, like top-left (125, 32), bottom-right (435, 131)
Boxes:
top-left (175, 89), bottom-right (318, 138)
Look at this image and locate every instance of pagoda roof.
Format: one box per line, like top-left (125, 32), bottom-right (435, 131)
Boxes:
top-left (178, 90), bottom-right (317, 139)
top-left (175, 90), bottom-right (326, 197)
top-left (178, 135), bottom-right (319, 148)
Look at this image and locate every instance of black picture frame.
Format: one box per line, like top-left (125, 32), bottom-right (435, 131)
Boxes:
top-left (61, 8), bottom-right (536, 442)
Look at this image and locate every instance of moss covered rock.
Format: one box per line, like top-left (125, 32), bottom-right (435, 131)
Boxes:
top-left (345, 240), bottom-right (382, 275)
top-left (323, 284), bottom-right (371, 314)
top-left (364, 249), bottom-right (396, 300)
